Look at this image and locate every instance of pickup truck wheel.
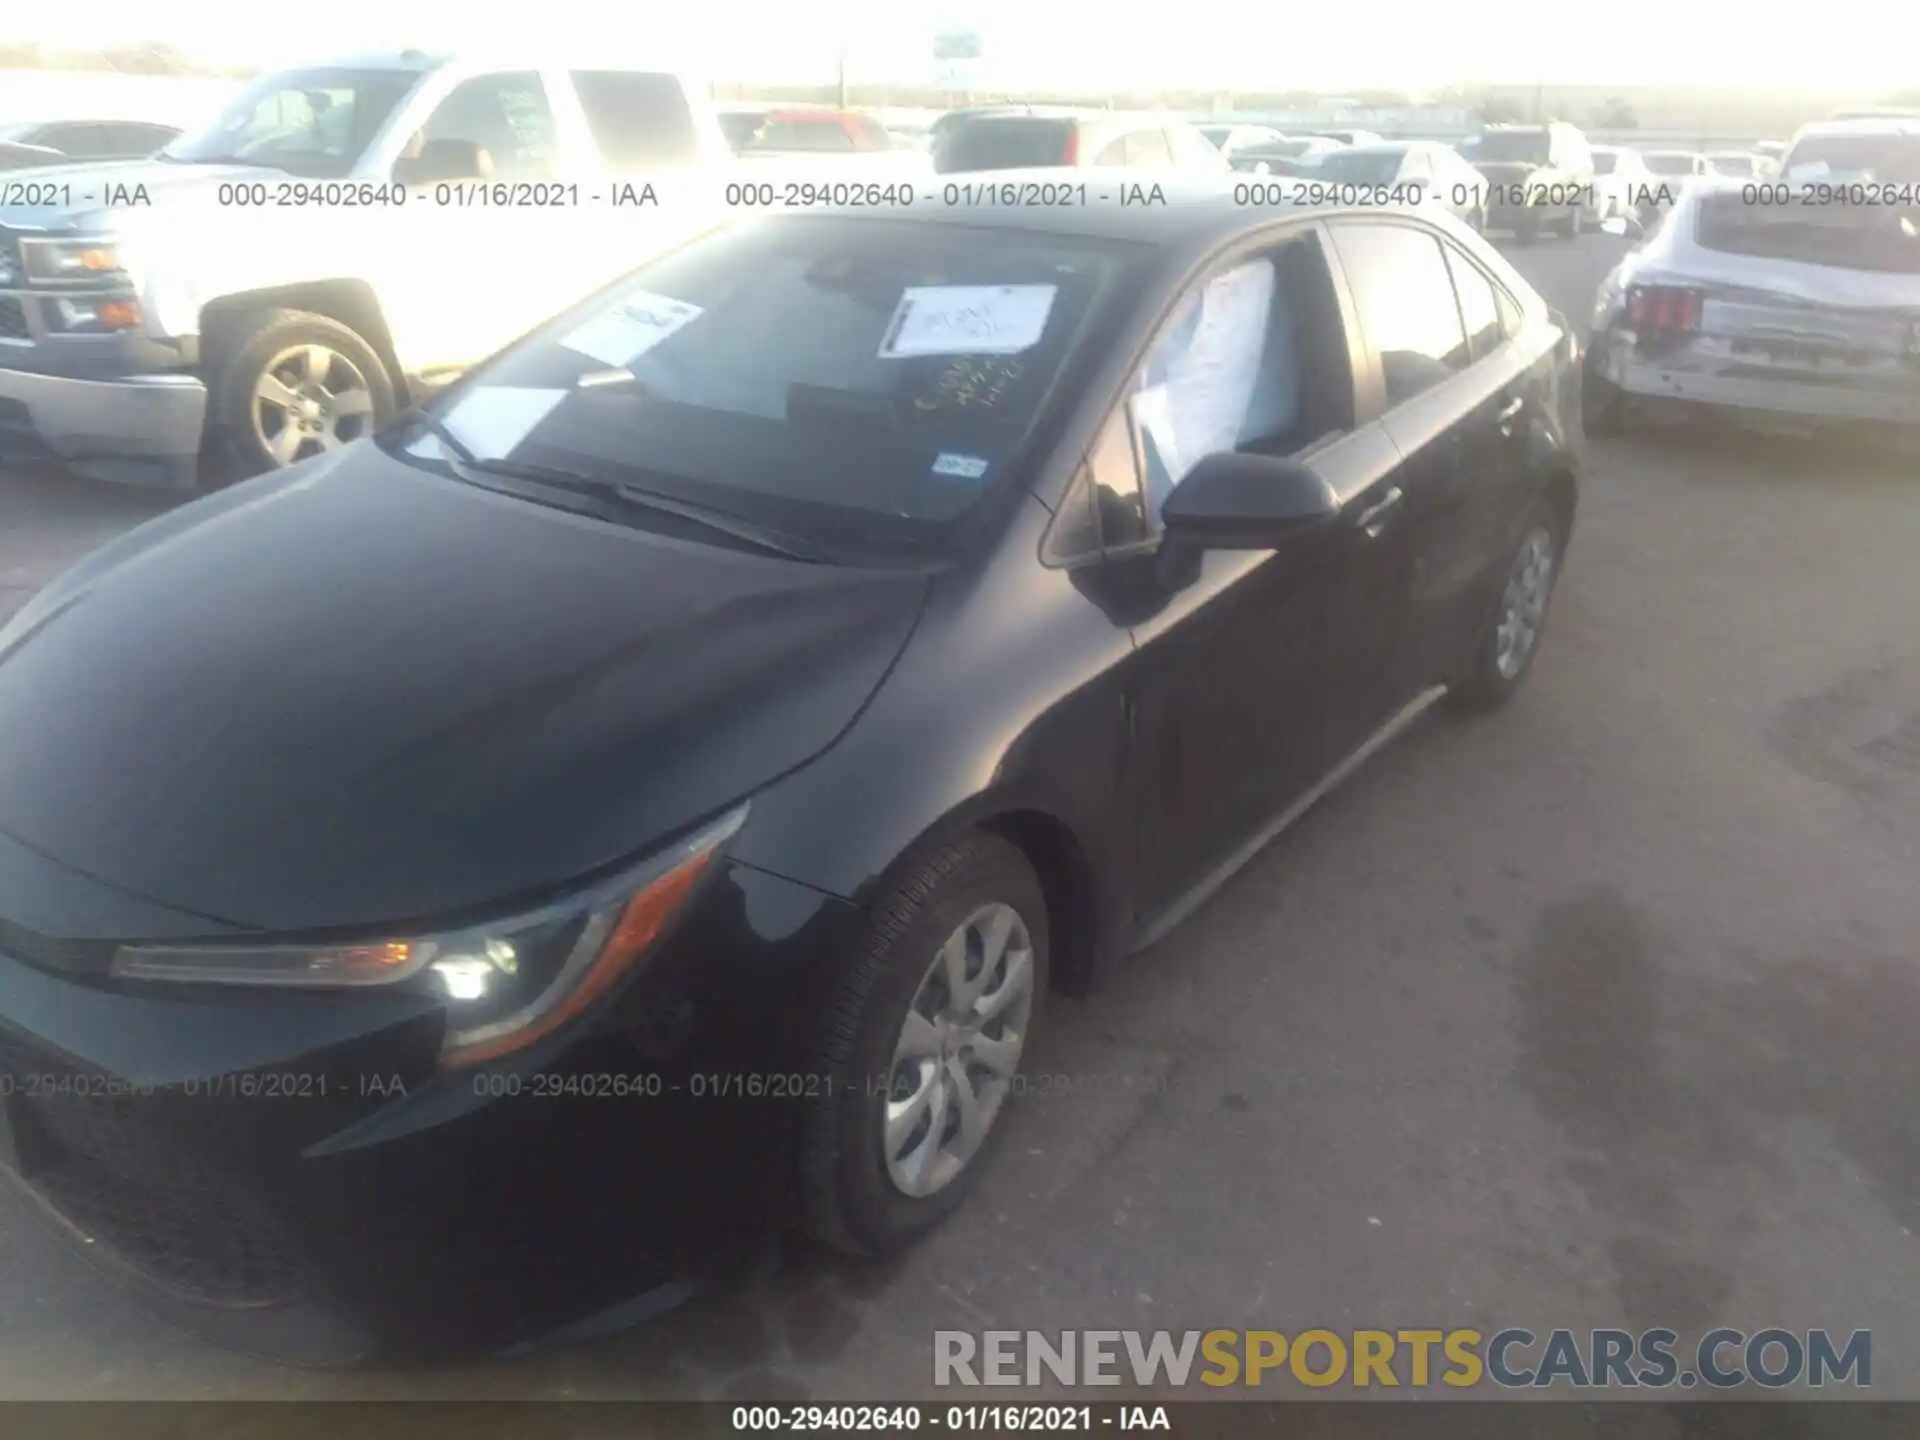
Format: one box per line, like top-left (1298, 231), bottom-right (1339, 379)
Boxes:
top-left (206, 309), bottom-right (394, 483)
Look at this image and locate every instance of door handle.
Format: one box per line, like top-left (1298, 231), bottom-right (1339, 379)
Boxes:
top-left (1356, 486), bottom-right (1404, 538)
top-left (1494, 396), bottom-right (1525, 434)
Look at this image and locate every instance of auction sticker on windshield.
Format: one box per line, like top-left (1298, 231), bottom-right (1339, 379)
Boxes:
top-left (560, 291), bottom-right (705, 368)
top-left (436, 387), bottom-right (570, 461)
top-left (879, 285), bottom-right (1058, 358)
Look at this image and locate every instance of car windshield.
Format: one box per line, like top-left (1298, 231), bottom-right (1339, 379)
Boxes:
top-left (1783, 134), bottom-right (1920, 181)
top-left (1593, 151), bottom-right (1620, 175)
top-left (1313, 150), bottom-right (1406, 185)
top-left (1694, 189), bottom-right (1920, 273)
top-left (160, 67), bottom-right (418, 177)
top-left (1645, 153), bottom-right (1698, 176)
top-left (934, 117), bottom-right (1076, 172)
top-left (1476, 130), bottom-right (1550, 163)
top-left (402, 217), bottom-right (1129, 555)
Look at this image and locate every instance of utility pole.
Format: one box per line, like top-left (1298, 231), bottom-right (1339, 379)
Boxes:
top-left (837, 48), bottom-right (849, 108)
top-left (1532, 83), bottom-right (1545, 121)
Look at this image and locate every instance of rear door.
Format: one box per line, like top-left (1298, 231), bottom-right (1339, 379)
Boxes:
top-left (1320, 217), bottom-right (1537, 730)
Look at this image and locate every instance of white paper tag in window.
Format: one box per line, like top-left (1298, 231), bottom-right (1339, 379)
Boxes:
top-left (561, 290), bottom-right (705, 367)
top-left (878, 285), bottom-right (1057, 358)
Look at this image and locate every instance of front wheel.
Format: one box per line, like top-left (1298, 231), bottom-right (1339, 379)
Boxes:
top-left (1448, 504), bottom-right (1565, 712)
top-left (797, 831), bottom-right (1048, 1256)
top-left (204, 308), bottom-right (395, 484)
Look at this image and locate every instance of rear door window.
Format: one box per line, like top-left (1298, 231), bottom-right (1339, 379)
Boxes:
top-left (569, 71), bottom-right (699, 166)
top-left (1327, 222), bottom-right (1473, 406)
top-left (419, 71), bottom-right (559, 178)
top-left (1442, 244), bottom-right (1510, 360)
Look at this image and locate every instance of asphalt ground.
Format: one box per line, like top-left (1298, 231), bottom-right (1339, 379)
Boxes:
top-left (1, 231), bottom-right (1917, 1401)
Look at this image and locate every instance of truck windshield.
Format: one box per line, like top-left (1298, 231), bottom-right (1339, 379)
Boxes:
top-left (161, 67), bottom-right (418, 177)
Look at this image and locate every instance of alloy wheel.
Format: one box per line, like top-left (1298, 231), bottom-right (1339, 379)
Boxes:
top-left (1494, 526), bottom-right (1556, 679)
top-left (251, 344), bottom-right (376, 467)
top-left (883, 902), bottom-right (1035, 1198)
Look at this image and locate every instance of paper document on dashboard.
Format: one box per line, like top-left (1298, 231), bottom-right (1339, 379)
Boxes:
top-left (879, 285), bottom-right (1057, 357)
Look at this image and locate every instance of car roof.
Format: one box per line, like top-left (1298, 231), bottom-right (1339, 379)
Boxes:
top-left (1792, 116), bottom-right (1920, 139)
top-left (799, 170), bottom-right (1336, 245)
top-left (1333, 142), bottom-right (1413, 156)
top-left (307, 49), bottom-right (702, 75)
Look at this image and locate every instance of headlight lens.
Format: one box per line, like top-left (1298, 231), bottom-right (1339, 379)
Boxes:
top-left (109, 804), bottom-right (748, 1067)
top-left (21, 237), bottom-right (129, 285)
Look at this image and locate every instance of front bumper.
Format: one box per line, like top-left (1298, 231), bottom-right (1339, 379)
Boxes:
top-left (0, 365), bottom-right (205, 487)
top-left (0, 858), bottom-right (861, 1359)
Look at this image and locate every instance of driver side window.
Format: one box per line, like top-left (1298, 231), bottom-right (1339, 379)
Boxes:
top-left (1044, 231), bottom-right (1355, 563)
top-left (417, 72), bottom-right (559, 179)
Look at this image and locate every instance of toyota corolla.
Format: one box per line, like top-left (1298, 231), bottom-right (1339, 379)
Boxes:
top-left (0, 180), bottom-right (1579, 1361)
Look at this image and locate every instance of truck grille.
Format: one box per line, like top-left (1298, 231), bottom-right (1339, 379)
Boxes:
top-left (0, 298), bottom-right (28, 342)
top-left (0, 1036), bottom-right (310, 1309)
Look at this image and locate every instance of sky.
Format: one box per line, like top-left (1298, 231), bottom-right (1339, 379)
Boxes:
top-left (17, 0), bottom-right (1914, 93)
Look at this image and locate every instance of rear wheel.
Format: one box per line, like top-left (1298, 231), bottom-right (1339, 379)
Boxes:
top-left (797, 831), bottom-right (1048, 1256)
top-left (1449, 503), bottom-right (1565, 712)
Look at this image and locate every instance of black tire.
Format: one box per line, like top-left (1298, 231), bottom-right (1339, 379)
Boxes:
top-left (1447, 500), bottom-right (1566, 713)
top-left (203, 308), bottom-right (396, 485)
top-left (1515, 211), bottom-right (1540, 244)
top-left (1564, 204), bottom-right (1584, 239)
top-left (797, 830), bottom-right (1049, 1257)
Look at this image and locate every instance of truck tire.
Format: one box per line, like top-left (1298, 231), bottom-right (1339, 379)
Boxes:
top-left (204, 309), bottom-right (395, 484)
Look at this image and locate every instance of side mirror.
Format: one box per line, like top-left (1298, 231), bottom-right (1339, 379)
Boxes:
top-left (1160, 450), bottom-right (1341, 550)
top-left (393, 138), bottom-right (488, 186)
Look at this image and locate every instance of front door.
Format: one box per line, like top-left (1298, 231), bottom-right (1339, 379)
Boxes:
top-left (1121, 230), bottom-right (1365, 922)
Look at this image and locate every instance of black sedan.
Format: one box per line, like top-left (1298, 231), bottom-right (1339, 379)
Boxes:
top-left (0, 179), bottom-right (1580, 1361)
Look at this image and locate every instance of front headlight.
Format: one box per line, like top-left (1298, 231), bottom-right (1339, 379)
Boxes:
top-left (109, 805), bottom-right (748, 1068)
top-left (20, 236), bottom-right (129, 286)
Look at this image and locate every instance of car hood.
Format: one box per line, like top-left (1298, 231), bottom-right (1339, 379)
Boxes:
top-left (0, 160), bottom-right (281, 230)
top-left (0, 445), bottom-right (929, 936)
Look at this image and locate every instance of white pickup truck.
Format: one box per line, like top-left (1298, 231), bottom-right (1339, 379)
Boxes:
top-left (0, 49), bottom-right (733, 487)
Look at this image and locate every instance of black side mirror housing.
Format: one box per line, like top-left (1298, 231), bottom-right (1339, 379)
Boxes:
top-left (1160, 450), bottom-right (1341, 551)
top-left (393, 138), bottom-right (488, 186)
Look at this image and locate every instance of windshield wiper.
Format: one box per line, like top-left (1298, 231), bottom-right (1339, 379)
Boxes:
top-left (390, 411), bottom-right (827, 563)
